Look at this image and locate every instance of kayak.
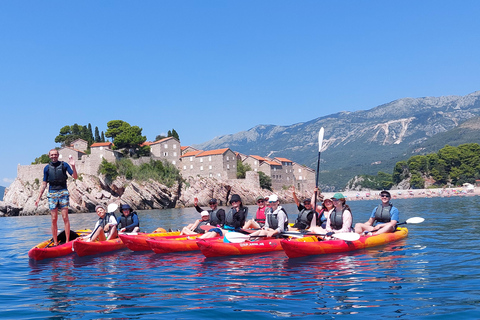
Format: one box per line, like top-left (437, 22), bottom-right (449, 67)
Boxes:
top-left (118, 231), bottom-right (181, 251)
top-left (146, 234), bottom-right (220, 254)
top-left (196, 237), bottom-right (283, 258)
top-left (73, 237), bottom-right (126, 257)
top-left (28, 230), bottom-right (91, 261)
top-left (281, 227), bottom-right (409, 258)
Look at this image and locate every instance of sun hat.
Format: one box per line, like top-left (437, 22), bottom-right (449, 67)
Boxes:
top-left (201, 210), bottom-right (209, 217)
top-left (230, 194), bottom-right (242, 204)
top-left (303, 198), bottom-right (311, 203)
top-left (95, 204), bottom-right (106, 212)
top-left (268, 194), bottom-right (278, 202)
top-left (121, 204), bottom-right (132, 211)
top-left (331, 193), bottom-right (345, 200)
top-left (209, 198), bottom-right (217, 204)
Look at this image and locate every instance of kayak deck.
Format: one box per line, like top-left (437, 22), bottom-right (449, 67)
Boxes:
top-left (146, 234), bottom-right (220, 254)
top-left (73, 238), bottom-right (126, 257)
top-left (281, 227), bottom-right (409, 258)
top-left (28, 230), bottom-right (91, 261)
top-left (119, 231), bottom-right (181, 251)
top-left (196, 237), bottom-right (283, 258)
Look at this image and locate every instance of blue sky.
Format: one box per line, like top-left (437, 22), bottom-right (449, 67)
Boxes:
top-left (1, 1), bottom-right (479, 187)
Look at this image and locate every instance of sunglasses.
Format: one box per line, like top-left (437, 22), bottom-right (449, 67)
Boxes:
top-left (231, 200), bottom-right (240, 204)
top-left (380, 195), bottom-right (390, 198)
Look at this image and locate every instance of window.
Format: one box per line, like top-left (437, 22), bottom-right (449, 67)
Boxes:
top-left (226, 156), bottom-right (229, 161)
top-left (190, 157), bottom-right (193, 162)
top-left (164, 152), bottom-right (168, 156)
top-left (209, 173), bottom-right (213, 177)
top-left (172, 160), bottom-right (176, 165)
top-left (200, 166), bottom-right (204, 171)
top-left (299, 175), bottom-right (303, 180)
top-left (173, 144), bottom-right (177, 149)
top-left (298, 168), bottom-right (302, 173)
top-left (209, 165), bottom-right (212, 170)
top-left (183, 165), bottom-right (187, 170)
top-left (173, 152), bottom-right (177, 156)
top-left (164, 144), bottom-right (168, 149)
top-left (227, 164), bottom-right (230, 169)
top-left (200, 158), bottom-right (203, 163)
top-left (190, 165), bottom-right (193, 169)
top-left (209, 156), bottom-right (212, 161)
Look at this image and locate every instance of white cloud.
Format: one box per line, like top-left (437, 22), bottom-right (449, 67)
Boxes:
top-left (2, 178), bottom-right (14, 185)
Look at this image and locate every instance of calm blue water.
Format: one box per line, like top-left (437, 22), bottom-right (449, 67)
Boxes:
top-left (2, 197), bottom-right (480, 319)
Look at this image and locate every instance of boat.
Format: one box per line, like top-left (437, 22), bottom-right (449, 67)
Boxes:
top-left (281, 227), bottom-right (409, 258)
top-left (196, 237), bottom-right (283, 258)
top-left (73, 237), bottom-right (127, 257)
top-left (146, 234), bottom-right (220, 254)
top-left (118, 230), bottom-right (181, 251)
top-left (28, 230), bottom-right (91, 261)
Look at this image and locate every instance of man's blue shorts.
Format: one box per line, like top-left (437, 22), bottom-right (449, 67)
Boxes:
top-left (47, 190), bottom-right (70, 210)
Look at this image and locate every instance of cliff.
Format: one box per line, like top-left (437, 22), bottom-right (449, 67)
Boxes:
top-left (0, 171), bottom-right (300, 217)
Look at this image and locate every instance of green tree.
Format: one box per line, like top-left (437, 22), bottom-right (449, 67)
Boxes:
top-left (171, 129), bottom-right (180, 141)
top-left (393, 161), bottom-right (408, 184)
top-left (54, 124), bottom-right (93, 147)
top-left (94, 126), bottom-right (101, 143)
top-left (410, 172), bottom-right (424, 189)
top-left (98, 158), bottom-right (118, 181)
top-left (32, 154), bottom-right (51, 164)
top-left (105, 120), bottom-right (146, 156)
top-left (258, 171), bottom-right (272, 191)
top-left (236, 160), bottom-right (252, 179)
top-left (155, 134), bottom-right (167, 141)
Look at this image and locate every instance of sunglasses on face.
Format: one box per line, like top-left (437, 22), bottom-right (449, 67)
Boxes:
top-left (380, 195), bottom-right (390, 198)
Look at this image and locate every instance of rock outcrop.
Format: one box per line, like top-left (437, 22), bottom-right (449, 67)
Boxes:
top-left (0, 171), bottom-right (298, 216)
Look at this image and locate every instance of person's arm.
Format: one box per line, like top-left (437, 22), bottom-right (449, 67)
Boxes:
top-left (123, 214), bottom-right (139, 230)
top-left (67, 156), bottom-right (78, 179)
top-left (291, 186), bottom-right (300, 207)
top-left (35, 181), bottom-right (48, 207)
top-left (193, 198), bottom-right (203, 213)
top-left (337, 210), bottom-right (353, 233)
top-left (217, 209), bottom-right (225, 226)
top-left (190, 219), bottom-right (201, 231)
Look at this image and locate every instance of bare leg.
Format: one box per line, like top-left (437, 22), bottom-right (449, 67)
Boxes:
top-left (107, 225), bottom-right (118, 240)
top-left (60, 207), bottom-right (70, 242)
top-left (50, 208), bottom-right (59, 245)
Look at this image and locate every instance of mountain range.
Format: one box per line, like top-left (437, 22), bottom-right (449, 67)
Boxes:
top-left (194, 91), bottom-right (480, 191)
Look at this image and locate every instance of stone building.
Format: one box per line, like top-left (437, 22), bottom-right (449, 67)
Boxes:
top-left (70, 139), bottom-right (88, 152)
top-left (58, 146), bottom-right (87, 161)
top-left (292, 163), bottom-right (316, 194)
top-left (180, 148), bottom-right (237, 179)
top-left (149, 137), bottom-right (181, 166)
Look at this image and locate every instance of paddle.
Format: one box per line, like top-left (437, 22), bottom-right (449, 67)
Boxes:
top-left (200, 225), bottom-right (214, 231)
top-left (313, 127), bottom-right (324, 210)
top-left (396, 217), bottom-right (425, 226)
top-left (224, 232), bottom-right (277, 243)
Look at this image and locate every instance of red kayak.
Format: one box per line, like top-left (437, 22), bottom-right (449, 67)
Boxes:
top-left (196, 237), bottom-right (283, 258)
top-left (119, 231), bottom-right (181, 251)
top-left (281, 227), bottom-right (409, 258)
top-left (146, 234), bottom-right (220, 254)
top-left (28, 230), bottom-right (90, 261)
top-left (73, 237), bottom-right (126, 257)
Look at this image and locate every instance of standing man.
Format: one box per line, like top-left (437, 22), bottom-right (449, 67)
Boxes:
top-left (35, 149), bottom-right (78, 246)
top-left (354, 190), bottom-right (399, 235)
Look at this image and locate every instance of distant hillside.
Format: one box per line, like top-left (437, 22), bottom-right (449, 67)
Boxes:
top-left (0, 186), bottom-right (5, 201)
top-left (194, 91), bottom-right (480, 191)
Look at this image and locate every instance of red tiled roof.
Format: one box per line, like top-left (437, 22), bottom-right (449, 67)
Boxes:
top-left (90, 142), bottom-right (113, 147)
top-left (196, 148), bottom-right (230, 157)
top-left (181, 146), bottom-right (188, 151)
top-left (141, 141), bottom-right (153, 146)
top-left (275, 157), bottom-right (293, 163)
top-left (265, 160), bottom-right (282, 166)
top-left (180, 150), bottom-right (204, 158)
top-left (250, 155), bottom-right (268, 161)
top-left (150, 136), bottom-right (177, 145)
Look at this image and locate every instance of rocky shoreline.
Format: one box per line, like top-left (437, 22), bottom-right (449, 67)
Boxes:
top-left (1, 174), bottom-right (477, 217)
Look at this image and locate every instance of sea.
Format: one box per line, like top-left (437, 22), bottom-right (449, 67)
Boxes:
top-left (2, 196), bottom-right (480, 319)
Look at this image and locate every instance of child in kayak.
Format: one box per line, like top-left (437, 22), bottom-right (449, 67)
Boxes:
top-left (86, 204), bottom-right (118, 242)
top-left (180, 210), bottom-right (210, 235)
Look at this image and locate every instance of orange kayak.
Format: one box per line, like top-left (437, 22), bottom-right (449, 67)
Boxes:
top-left (196, 237), bottom-right (283, 258)
top-left (73, 238), bottom-right (126, 257)
top-left (281, 227), bottom-right (409, 258)
top-left (146, 234), bottom-right (220, 254)
top-left (119, 231), bottom-right (181, 251)
top-left (28, 230), bottom-right (90, 261)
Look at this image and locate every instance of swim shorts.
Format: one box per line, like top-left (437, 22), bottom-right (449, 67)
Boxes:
top-left (47, 189), bottom-right (70, 210)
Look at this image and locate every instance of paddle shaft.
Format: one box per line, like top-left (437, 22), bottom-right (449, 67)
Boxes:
top-left (314, 128), bottom-right (324, 207)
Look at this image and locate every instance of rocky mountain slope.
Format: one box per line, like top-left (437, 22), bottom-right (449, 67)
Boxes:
top-left (195, 91), bottom-right (480, 190)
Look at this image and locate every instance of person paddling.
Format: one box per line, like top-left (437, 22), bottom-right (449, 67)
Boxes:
top-left (249, 194), bottom-right (288, 238)
top-left (199, 194), bottom-right (248, 239)
top-left (117, 204), bottom-right (140, 233)
top-left (354, 190), bottom-right (399, 236)
top-left (180, 210), bottom-right (211, 235)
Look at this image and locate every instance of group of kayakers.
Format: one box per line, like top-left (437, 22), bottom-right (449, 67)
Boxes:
top-left (179, 187), bottom-right (400, 240)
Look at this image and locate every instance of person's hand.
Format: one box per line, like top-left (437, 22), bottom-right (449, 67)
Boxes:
top-left (290, 186), bottom-right (295, 193)
top-left (121, 228), bottom-right (126, 232)
top-left (194, 197), bottom-right (198, 206)
top-left (326, 232), bottom-right (335, 237)
top-left (68, 155), bottom-right (75, 166)
top-left (34, 199), bottom-right (39, 207)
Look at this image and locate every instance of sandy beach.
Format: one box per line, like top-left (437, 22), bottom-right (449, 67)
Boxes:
top-left (322, 187), bottom-right (479, 202)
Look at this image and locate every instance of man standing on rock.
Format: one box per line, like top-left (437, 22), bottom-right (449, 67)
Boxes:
top-left (35, 149), bottom-right (78, 246)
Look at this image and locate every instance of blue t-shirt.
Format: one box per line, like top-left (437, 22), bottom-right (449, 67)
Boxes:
top-left (370, 204), bottom-right (399, 224)
top-left (43, 161), bottom-right (74, 192)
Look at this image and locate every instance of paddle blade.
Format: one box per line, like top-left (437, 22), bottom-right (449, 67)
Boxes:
top-left (406, 217), bottom-right (425, 224)
top-left (107, 203), bottom-right (118, 213)
top-left (318, 127), bottom-right (324, 152)
top-left (332, 232), bottom-right (360, 241)
top-left (224, 232), bottom-right (250, 243)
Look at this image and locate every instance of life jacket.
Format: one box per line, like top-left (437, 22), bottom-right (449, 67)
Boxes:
top-left (194, 220), bottom-right (209, 234)
top-left (294, 208), bottom-right (315, 230)
top-left (374, 204), bottom-right (392, 223)
top-left (209, 209), bottom-right (222, 226)
top-left (330, 207), bottom-right (346, 231)
top-left (266, 207), bottom-right (288, 230)
top-left (255, 207), bottom-right (266, 224)
top-left (47, 161), bottom-right (68, 188)
top-left (224, 206), bottom-right (247, 229)
top-left (119, 212), bottom-right (139, 232)
top-left (97, 212), bottom-right (117, 235)
top-left (317, 209), bottom-right (328, 227)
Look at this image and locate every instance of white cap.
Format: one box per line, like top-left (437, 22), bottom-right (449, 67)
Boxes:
top-left (201, 210), bottom-right (209, 217)
top-left (268, 194), bottom-right (278, 202)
